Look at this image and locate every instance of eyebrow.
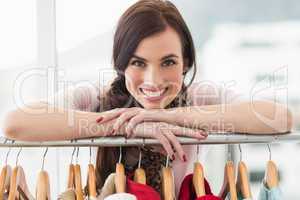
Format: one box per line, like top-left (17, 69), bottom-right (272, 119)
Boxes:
top-left (132, 54), bottom-right (179, 62)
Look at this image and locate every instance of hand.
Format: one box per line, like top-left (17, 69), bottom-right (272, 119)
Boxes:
top-left (96, 107), bottom-right (177, 138)
top-left (129, 121), bottom-right (208, 162)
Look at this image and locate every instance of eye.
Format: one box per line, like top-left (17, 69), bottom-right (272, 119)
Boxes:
top-left (162, 59), bottom-right (177, 67)
top-left (130, 60), bottom-right (146, 67)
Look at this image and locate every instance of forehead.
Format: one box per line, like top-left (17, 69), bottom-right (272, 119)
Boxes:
top-left (134, 26), bottom-right (183, 59)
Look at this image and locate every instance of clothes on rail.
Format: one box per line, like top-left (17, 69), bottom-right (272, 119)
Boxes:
top-left (123, 146), bottom-right (171, 195)
top-left (178, 173), bottom-right (221, 200)
top-left (225, 192), bottom-right (253, 200)
top-left (96, 172), bottom-right (161, 200)
top-left (104, 193), bottom-right (137, 200)
top-left (258, 182), bottom-right (283, 200)
top-left (0, 164), bottom-right (41, 200)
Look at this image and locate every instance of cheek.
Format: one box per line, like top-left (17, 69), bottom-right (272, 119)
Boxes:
top-left (167, 71), bottom-right (184, 92)
top-left (125, 69), bottom-right (142, 92)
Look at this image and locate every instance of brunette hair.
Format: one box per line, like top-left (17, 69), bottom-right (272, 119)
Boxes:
top-left (94, 0), bottom-right (197, 190)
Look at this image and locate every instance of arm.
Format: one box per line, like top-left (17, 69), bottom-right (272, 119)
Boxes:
top-left (169, 100), bottom-right (293, 134)
top-left (2, 83), bottom-right (115, 141)
top-left (2, 102), bottom-right (115, 141)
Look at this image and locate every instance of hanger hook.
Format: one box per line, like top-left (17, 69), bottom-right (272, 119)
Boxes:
top-left (138, 147), bottom-right (142, 169)
top-left (76, 147), bottom-right (80, 164)
top-left (196, 144), bottom-right (200, 162)
top-left (16, 147), bottom-right (22, 166)
top-left (137, 138), bottom-right (146, 168)
top-left (4, 139), bottom-right (13, 165)
top-left (70, 146), bottom-right (76, 164)
top-left (267, 143), bottom-right (272, 160)
top-left (118, 146), bottom-right (122, 163)
top-left (89, 139), bottom-right (94, 164)
top-left (42, 147), bottom-right (49, 170)
top-left (238, 144), bottom-right (242, 161)
top-left (227, 144), bottom-right (231, 161)
top-left (165, 155), bottom-right (170, 168)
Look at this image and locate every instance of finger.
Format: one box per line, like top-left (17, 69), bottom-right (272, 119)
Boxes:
top-left (155, 129), bottom-right (175, 158)
top-left (125, 113), bottom-right (154, 138)
top-left (96, 108), bottom-right (127, 124)
top-left (113, 110), bottom-right (140, 133)
top-left (162, 129), bottom-right (185, 162)
top-left (171, 126), bottom-right (208, 140)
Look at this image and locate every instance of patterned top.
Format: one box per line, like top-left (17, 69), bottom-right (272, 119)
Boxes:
top-left (122, 146), bottom-right (170, 194)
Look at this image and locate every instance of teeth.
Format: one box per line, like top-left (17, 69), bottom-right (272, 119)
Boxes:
top-left (141, 88), bottom-right (167, 97)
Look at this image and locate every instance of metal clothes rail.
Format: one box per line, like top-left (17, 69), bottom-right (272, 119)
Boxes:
top-left (0, 132), bottom-right (298, 148)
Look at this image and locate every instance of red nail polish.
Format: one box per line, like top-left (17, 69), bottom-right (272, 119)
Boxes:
top-left (111, 129), bottom-right (115, 135)
top-left (183, 155), bottom-right (187, 162)
top-left (96, 117), bottom-right (103, 123)
top-left (201, 132), bottom-right (208, 137)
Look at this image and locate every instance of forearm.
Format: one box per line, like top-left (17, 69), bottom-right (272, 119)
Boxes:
top-left (169, 100), bottom-right (293, 134)
top-left (2, 102), bottom-right (114, 141)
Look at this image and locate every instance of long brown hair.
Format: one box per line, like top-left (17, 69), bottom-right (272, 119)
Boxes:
top-left (95, 0), bottom-right (197, 190)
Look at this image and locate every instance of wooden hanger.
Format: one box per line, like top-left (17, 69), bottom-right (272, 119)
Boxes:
top-left (87, 164), bottom-right (97, 198)
top-left (36, 170), bottom-right (51, 200)
top-left (8, 165), bottom-right (34, 200)
top-left (236, 145), bottom-right (252, 199)
top-left (226, 161), bottom-right (238, 200)
top-left (8, 148), bottom-right (34, 200)
top-left (74, 147), bottom-right (84, 200)
top-left (115, 146), bottom-right (126, 193)
top-left (161, 156), bottom-right (175, 200)
top-left (236, 161), bottom-right (251, 198)
top-left (67, 164), bottom-right (75, 189)
top-left (86, 145), bottom-right (97, 199)
top-left (265, 144), bottom-right (278, 189)
top-left (265, 160), bottom-right (278, 189)
top-left (134, 148), bottom-right (146, 185)
top-left (193, 162), bottom-right (205, 197)
top-left (67, 147), bottom-right (76, 189)
top-left (134, 168), bottom-right (146, 185)
top-left (218, 146), bottom-right (237, 200)
top-left (0, 144), bottom-right (13, 200)
top-left (0, 165), bottom-right (12, 200)
top-left (193, 145), bottom-right (205, 197)
top-left (36, 148), bottom-right (51, 200)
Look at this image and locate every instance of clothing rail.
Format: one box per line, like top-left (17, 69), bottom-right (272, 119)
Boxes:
top-left (0, 132), bottom-right (298, 147)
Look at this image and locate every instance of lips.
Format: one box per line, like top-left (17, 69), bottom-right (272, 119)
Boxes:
top-left (139, 87), bottom-right (168, 101)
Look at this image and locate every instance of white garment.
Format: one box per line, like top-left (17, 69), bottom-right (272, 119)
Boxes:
top-left (104, 193), bottom-right (137, 200)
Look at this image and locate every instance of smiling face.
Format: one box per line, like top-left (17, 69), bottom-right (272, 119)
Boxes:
top-left (124, 26), bottom-right (186, 109)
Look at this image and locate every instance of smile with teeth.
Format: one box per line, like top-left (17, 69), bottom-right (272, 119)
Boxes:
top-left (140, 87), bottom-right (168, 97)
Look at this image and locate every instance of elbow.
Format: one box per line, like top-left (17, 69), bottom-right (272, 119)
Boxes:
top-left (270, 102), bottom-right (293, 133)
top-left (2, 110), bottom-right (22, 140)
top-left (250, 100), bottom-right (293, 134)
top-left (284, 106), bottom-right (293, 133)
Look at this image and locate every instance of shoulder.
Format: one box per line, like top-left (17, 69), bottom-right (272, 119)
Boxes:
top-left (43, 82), bottom-right (111, 112)
top-left (187, 81), bottom-right (246, 106)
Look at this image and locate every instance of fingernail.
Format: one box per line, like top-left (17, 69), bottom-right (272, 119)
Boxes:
top-left (172, 155), bottom-right (175, 160)
top-left (200, 131), bottom-right (208, 136)
top-left (183, 154), bottom-right (187, 162)
top-left (96, 117), bottom-right (103, 123)
top-left (111, 129), bottom-right (115, 135)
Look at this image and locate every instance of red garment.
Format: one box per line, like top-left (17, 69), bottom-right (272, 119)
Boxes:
top-left (126, 178), bottom-right (161, 200)
top-left (178, 174), bottom-right (222, 200)
top-left (196, 195), bottom-right (222, 200)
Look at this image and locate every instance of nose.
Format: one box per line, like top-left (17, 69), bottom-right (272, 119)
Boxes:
top-left (144, 65), bottom-right (164, 86)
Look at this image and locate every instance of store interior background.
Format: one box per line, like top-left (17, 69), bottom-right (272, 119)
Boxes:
top-left (0, 0), bottom-right (299, 198)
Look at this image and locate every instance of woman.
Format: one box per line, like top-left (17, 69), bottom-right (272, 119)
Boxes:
top-left (2, 0), bottom-right (292, 197)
